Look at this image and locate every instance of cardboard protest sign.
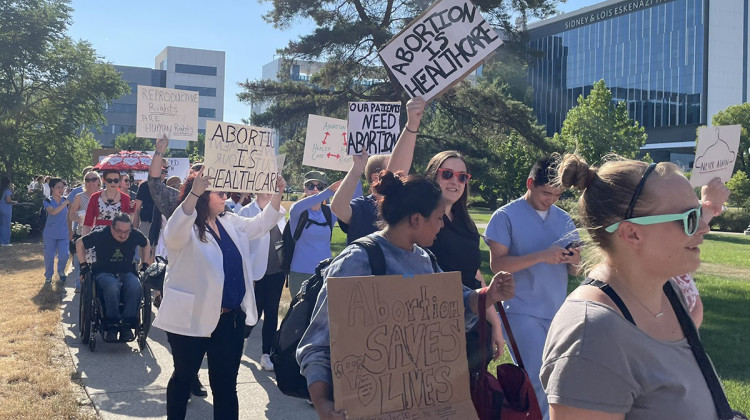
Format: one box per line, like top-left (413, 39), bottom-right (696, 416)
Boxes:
top-left (327, 272), bottom-right (478, 420)
top-left (347, 102), bottom-right (401, 156)
top-left (203, 121), bottom-right (279, 193)
top-left (136, 86), bottom-right (199, 141)
top-left (303, 115), bottom-right (353, 172)
top-left (379, 0), bottom-right (503, 102)
top-left (690, 125), bottom-right (741, 187)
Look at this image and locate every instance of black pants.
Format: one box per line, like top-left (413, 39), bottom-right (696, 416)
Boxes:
top-left (166, 310), bottom-right (246, 420)
top-left (251, 271), bottom-right (285, 354)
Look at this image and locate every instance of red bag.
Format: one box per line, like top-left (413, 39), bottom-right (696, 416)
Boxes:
top-left (471, 288), bottom-right (542, 420)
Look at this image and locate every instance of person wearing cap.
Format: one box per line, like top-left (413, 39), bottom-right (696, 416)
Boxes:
top-left (287, 171), bottom-right (341, 297)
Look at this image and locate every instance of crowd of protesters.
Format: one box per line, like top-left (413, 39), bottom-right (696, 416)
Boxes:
top-left (0, 91), bottom-right (739, 420)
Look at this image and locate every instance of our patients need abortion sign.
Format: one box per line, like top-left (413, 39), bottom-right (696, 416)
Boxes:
top-left (379, 0), bottom-right (503, 101)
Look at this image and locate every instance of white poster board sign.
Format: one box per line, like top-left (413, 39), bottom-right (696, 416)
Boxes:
top-left (347, 102), bottom-right (401, 156)
top-left (203, 121), bottom-right (279, 193)
top-left (136, 86), bottom-right (199, 141)
top-left (378, 0), bottom-right (503, 102)
top-left (690, 125), bottom-right (741, 187)
top-left (144, 152), bottom-right (190, 181)
top-left (303, 115), bottom-right (353, 172)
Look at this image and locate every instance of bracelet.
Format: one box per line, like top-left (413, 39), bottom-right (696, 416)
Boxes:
top-left (190, 191), bottom-right (201, 198)
top-left (404, 126), bottom-right (418, 134)
top-left (153, 151), bottom-right (163, 157)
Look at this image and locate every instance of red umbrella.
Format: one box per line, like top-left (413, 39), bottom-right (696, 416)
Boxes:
top-left (94, 151), bottom-right (152, 171)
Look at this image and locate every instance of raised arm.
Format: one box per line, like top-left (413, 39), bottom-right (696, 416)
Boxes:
top-left (288, 182), bottom-right (340, 230)
top-left (330, 152), bottom-right (368, 224)
top-left (385, 96), bottom-right (425, 175)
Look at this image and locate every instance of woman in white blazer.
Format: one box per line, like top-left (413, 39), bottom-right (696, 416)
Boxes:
top-left (153, 169), bottom-right (286, 420)
top-left (238, 193), bottom-right (287, 371)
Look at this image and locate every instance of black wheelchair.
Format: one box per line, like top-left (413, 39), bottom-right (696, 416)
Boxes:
top-left (78, 269), bottom-right (153, 351)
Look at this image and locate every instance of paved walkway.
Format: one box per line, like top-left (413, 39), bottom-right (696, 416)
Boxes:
top-left (60, 282), bottom-right (314, 419)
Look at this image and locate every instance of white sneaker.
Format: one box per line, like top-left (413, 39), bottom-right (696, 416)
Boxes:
top-left (260, 354), bottom-right (274, 371)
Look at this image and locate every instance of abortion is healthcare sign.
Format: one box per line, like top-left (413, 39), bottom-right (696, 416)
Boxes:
top-left (379, 0), bottom-right (503, 102)
top-left (203, 121), bottom-right (279, 194)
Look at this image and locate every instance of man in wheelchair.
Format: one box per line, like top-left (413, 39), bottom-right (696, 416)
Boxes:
top-left (76, 212), bottom-right (152, 342)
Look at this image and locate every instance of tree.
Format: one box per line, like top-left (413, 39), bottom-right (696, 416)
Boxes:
top-left (0, 0), bottom-right (129, 183)
top-left (184, 132), bottom-right (205, 162)
top-left (554, 79), bottom-right (647, 165)
top-left (711, 102), bottom-right (750, 173)
top-left (241, 0), bottom-right (560, 200)
top-left (113, 133), bottom-right (155, 151)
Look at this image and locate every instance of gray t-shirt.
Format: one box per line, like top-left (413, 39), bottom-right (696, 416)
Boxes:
top-left (541, 297), bottom-right (717, 419)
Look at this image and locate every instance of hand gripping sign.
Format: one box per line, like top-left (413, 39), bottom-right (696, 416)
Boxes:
top-left (378, 0), bottom-right (504, 102)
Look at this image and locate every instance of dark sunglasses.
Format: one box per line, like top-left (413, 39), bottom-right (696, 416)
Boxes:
top-left (305, 182), bottom-right (326, 191)
top-left (85, 178), bottom-right (99, 182)
top-left (104, 178), bottom-right (120, 184)
top-left (437, 168), bottom-right (471, 184)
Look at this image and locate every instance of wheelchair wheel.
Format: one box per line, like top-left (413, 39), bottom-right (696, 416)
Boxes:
top-left (79, 274), bottom-right (92, 345)
top-left (137, 330), bottom-right (147, 351)
top-left (89, 335), bottom-right (96, 352)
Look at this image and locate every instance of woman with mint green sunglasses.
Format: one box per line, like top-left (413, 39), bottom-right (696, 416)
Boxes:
top-left (538, 155), bottom-right (742, 420)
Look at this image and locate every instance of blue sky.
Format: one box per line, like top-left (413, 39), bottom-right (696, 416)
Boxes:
top-left (67, 0), bottom-right (597, 124)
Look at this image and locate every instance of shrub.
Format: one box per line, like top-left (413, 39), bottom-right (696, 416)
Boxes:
top-left (11, 188), bottom-right (46, 232)
top-left (10, 222), bottom-right (31, 242)
top-left (726, 170), bottom-right (750, 207)
top-left (468, 195), bottom-right (490, 209)
top-left (710, 208), bottom-right (750, 233)
top-left (289, 195), bottom-right (299, 201)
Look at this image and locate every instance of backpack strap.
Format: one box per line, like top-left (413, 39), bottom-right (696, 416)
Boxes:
top-left (351, 236), bottom-right (386, 275)
top-left (420, 247), bottom-right (441, 273)
top-left (321, 205), bottom-right (334, 235)
top-left (581, 277), bottom-right (637, 326)
top-left (292, 210), bottom-right (309, 242)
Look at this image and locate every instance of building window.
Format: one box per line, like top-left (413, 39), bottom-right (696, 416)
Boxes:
top-left (175, 85), bottom-right (217, 97)
top-left (111, 124), bottom-right (136, 134)
top-left (199, 108), bottom-right (216, 118)
top-left (128, 83), bottom-right (138, 94)
top-left (175, 64), bottom-right (217, 76)
top-left (108, 103), bottom-right (137, 114)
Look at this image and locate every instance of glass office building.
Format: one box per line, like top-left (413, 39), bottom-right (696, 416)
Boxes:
top-left (526, 0), bottom-right (750, 165)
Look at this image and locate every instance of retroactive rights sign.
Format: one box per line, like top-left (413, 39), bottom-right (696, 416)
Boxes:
top-left (203, 121), bottom-right (279, 194)
top-left (136, 86), bottom-right (199, 141)
top-left (378, 0), bottom-right (503, 102)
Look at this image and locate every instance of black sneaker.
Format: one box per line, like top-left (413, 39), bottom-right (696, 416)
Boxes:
top-left (105, 327), bottom-right (119, 342)
top-left (190, 376), bottom-right (208, 397)
top-left (120, 327), bottom-right (135, 342)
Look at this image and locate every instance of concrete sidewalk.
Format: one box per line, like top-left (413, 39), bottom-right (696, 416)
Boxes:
top-left (60, 283), bottom-right (315, 419)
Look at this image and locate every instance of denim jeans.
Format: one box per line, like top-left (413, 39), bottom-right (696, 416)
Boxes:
top-left (0, 209), bottom-right (10, 245)
top-left (95, 272), bottom-right (142, 327)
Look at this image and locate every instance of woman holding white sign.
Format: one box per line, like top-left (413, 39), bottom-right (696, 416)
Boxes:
top-left (297, 171), bottom-right (514, 420)
top-left (154, 168), bottom-right (286, 420)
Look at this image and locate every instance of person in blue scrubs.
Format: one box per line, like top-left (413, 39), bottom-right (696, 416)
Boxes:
top-left (43, 178), bottom-right (70, 284)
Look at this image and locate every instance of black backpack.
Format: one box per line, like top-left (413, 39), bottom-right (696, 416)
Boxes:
top-left (279, 205), bottom-right (333, 274)
top-left (270, 236), bottom-right (440, 399)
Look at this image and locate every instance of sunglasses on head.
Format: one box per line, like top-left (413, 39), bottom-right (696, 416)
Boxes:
top-left (305, 182), bottom-right (326, 191)
top-left (437, 168), bottom-right (471, 184)
top-left (605, 205), bottom-right (702, 236)
top-left (104, 178), bottom-right (120, 184)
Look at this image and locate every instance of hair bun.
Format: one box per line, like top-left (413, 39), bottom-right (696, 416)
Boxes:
top-left (560, 154), bottom-right (594, 191)
top-left (373, 171), bottom-right (402, 197)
